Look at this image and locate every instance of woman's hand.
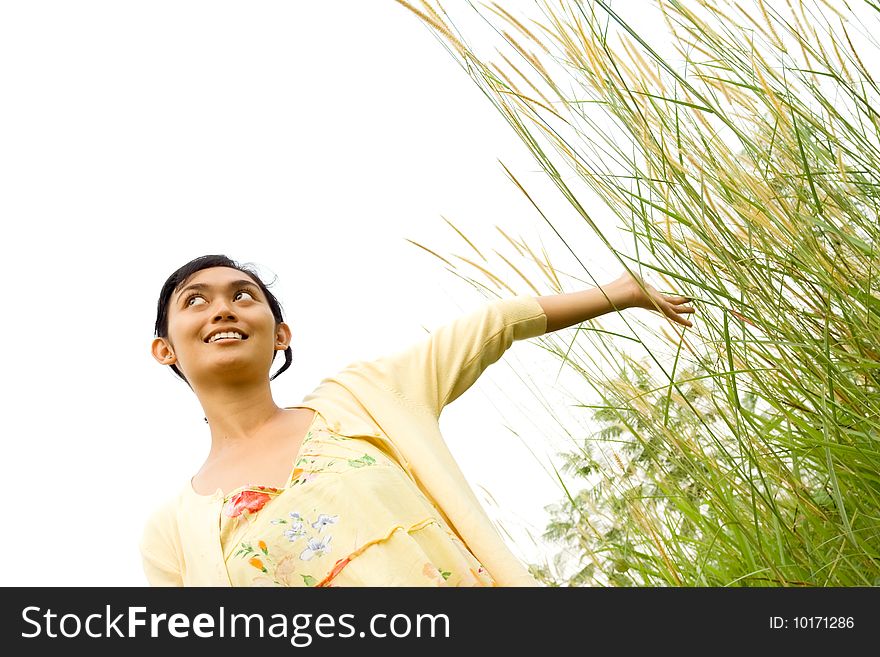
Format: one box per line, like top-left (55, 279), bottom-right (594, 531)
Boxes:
top-left (614, 270), bottom-right (696, 328)
top-left (534, 271), bottom-right (696, 334)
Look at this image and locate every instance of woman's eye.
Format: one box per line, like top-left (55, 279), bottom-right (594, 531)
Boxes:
top-left (187, 296), bottom-right (207, 306)
top-left (235, 290), bottom-right (256, 301)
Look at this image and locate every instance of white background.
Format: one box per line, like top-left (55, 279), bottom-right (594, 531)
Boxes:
top-left (1, 0), bottom-right (616, 586)
top-left (0, 0), bottom-right (822, 586)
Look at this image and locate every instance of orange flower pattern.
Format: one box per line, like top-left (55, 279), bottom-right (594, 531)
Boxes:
top-left (223, 489), bottom-right (274, 518)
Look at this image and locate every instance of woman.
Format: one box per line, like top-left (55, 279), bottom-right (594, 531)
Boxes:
top-left (141, 254), bottom-right (695, 586)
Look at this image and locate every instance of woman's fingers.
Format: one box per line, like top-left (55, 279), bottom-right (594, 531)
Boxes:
top-left (643, 287), bottom-right (696, 327)
top-left (665, 303), bottom-right (694, 327)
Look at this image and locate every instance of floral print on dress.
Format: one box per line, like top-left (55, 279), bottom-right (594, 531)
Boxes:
top-left (300, 535), bottom-right (333, 561)
top-left (234, 540), bottom-right (270, 572)
top-left (282, 511), bottom-right (307, 542)
top-left (288, 436), bottom-right (381, 488)
top-left (347, 454), bottom-right (376, 468)
top-left (422, 562), bottom-right (450, 586)
top-left (219, 411), bottom-right (496, 587)
top-left (311, 514), bottom-right (338, 532)
top-left (223, 487), bottom-right (278, 518)
top-left (235, 544), bottom-right (308, 587)
top-left (234, 507), bottom-right (341, 586)
top-left (318, 557), bottom-right (352, 587)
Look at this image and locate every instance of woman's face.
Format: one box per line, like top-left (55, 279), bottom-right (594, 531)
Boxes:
top-left (152, 266), bottom-right (290, 385)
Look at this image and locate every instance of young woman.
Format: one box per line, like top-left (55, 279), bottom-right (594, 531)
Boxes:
top-left (141, 254), bottom-right (695, 587)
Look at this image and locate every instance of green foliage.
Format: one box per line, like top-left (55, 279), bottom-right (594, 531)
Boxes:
top-left (402, 0), bottom-right (880, 585)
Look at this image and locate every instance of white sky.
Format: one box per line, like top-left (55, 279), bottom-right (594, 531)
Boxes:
top-left (0, 0), bottom-right (615, 586)
top-left (5, 0), bottom-right (861, 586)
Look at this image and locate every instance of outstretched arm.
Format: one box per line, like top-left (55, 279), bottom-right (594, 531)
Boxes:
top-left (354, 295), bottom-right (546, 418)
top-left (356, 271), bottom-right (694, 419)
top-left (536, 270), bottom-right (695, 333)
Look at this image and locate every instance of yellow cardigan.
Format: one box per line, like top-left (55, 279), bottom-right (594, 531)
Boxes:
top-left (140, 294), bottom-right (548, 586)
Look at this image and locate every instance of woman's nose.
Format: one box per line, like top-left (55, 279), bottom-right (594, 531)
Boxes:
top-left (212, 298), bottom-right (237, 321)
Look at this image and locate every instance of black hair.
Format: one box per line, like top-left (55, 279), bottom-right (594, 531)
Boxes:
top-left (154, 254), bottom-right (293, 385)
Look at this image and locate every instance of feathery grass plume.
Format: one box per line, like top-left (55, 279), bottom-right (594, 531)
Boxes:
top-left (400, 0), bottom-right (880, 585)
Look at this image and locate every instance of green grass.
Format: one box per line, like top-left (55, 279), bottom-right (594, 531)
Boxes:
top-left (398, 0), bottom-right (880, 586)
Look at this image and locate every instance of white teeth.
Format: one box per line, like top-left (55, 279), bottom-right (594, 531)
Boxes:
top-left (209, 331), bottom-right (244, 343)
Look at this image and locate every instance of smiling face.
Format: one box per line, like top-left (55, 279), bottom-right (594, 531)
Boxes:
top-left (151, 266), bottom-right (291, 386)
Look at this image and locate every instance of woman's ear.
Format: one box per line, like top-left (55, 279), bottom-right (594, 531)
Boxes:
top-left (151, 337), bottom-right (177, 365)
top-left (274, 322), bottom-right (292, 351)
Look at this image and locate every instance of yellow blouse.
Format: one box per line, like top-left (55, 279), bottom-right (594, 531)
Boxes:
top-left (192, 410), bottom-right (495, 587)
top-left (142, 295), bottom-right (547, 586)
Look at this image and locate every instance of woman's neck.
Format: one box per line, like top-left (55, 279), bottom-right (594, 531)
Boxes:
top-left (195, 380), bottom-right (283, 450)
